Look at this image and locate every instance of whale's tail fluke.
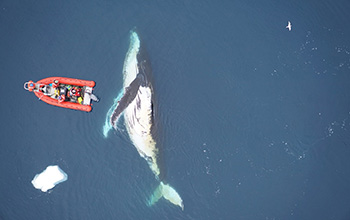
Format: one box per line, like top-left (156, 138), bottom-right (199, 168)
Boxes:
top-left (149, 182), bottom-right (184, 210)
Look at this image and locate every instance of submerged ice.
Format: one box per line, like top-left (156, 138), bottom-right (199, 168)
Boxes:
top-left (32, 165), bottom-right (67, 192)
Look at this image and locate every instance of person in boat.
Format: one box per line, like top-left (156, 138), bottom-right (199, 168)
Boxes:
top-left (58, 94), bottom-right (65, 103)
top-left (52, 80), bottom-right (59, 89)
top-left (69, 87), bottom-right (76, 97)
top-left (76, 88), bottom-right (81, 97)
top-left (69, 87), bottom-right (81, 97)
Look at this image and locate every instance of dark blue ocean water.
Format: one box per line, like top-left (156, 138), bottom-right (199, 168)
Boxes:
top-left (1, 0), bottom-right (350, 219)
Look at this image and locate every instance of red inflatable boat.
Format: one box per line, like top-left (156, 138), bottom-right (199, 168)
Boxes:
top-left (24, 77), bottom-right (99, 112)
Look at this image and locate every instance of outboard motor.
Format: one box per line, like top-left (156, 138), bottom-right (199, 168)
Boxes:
top-left (91, 94), bottom-right (99, 102)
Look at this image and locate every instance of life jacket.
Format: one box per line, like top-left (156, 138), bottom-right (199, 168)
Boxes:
top-left (76, 88), bottom-right (82, 97)
top-left (52, 80), bottom-right (59, 88)
top-left (58, 94), bottom-right (65, 103)
top-left (70, 87), bottom-right (81, 97)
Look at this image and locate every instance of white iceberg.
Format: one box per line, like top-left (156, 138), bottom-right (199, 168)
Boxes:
top-left (32, 165), bottom-right (68, 192)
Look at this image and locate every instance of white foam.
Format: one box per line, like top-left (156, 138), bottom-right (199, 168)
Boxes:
top-left (32, 165), bottom-right (67, 192)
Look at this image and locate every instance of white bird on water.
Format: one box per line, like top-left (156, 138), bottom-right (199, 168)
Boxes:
top-left (286, 21), bottom-right (292, 31)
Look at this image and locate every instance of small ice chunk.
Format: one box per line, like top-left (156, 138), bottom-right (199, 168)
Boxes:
top-left (32, 165), bottom-right (68, 192)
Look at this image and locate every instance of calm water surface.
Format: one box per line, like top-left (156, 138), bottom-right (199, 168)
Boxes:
top-left (0, 0), bottom-right (350, 219)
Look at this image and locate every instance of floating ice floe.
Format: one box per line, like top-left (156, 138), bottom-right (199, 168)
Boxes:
top-left (32, 165), bottom-right (68, 192)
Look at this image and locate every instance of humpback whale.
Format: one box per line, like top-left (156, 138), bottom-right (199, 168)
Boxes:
top-left (103, 31), bottom-right (184, 210)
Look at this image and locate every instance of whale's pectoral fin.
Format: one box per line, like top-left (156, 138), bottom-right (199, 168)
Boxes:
top-left (110, 76), bottom-right (142, 129)
top-left (149, 182), bottom-right (184, 211)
